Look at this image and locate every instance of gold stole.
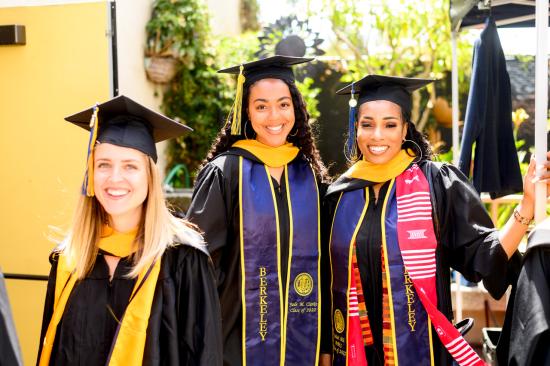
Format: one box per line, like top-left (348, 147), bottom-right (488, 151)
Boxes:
top-left (345, 149), bottom-right (415, 183)
top-left (232, 139), bottom-right (299, 167)
top-left (39, 226), bottom-right (161, 366)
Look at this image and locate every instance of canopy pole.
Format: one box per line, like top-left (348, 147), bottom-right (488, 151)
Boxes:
top-left (535, 0), bottom-right (548, 224)
top-left (452, 30), bottom-right (460, 166)
top-left (451, 29), bottom-right (463, 321)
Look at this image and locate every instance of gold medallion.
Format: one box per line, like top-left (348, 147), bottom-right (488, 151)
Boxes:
top-left (293, 272), bottom-right (314, 297)
top-left (334, 309), bottom-right (345, 334)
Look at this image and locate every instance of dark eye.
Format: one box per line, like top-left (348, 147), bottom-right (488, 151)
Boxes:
top-left (97, 162), bottom-right (110, 169)
top-left (360, 121), bottom-right (372, 128)
top-left (386, 122), bottom-right (397, 128)
top-left (281, 102), bottom-right (291, 108)
top-left (256, 104), bottom-right (267, 111)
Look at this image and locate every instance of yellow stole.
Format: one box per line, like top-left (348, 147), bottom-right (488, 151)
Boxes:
top-left (232, 139), bottom-right (299, 167)
top-left (345, 149), bottom-right (415, 183)
top-left (39, 226), bottom-right (161, 366)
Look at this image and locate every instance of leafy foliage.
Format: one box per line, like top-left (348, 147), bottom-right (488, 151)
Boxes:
top-left (322, 0), bottom-right (475, 132)
top-left (146, 0), bottom-right (224, 180)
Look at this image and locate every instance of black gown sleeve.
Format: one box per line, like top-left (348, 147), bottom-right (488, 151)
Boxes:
top-left (186, 162), bottom-right (232, 284)
top-left (431, 163), bottom-right (521, 299)
top-left (36, 253), bottom-right (58, 364)
top-left (177, 246), bottom-right (223, 366)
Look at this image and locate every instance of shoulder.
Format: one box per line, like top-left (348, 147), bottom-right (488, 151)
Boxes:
top-left (48, 239), bottom-right (68, 265)
top-left (170, 218), bottom-right (209, 255)
top-left (420, 160), bottom-right (471, 187)
top-left (527, 218), bottom-right (550, 253)
top-left (325, 175), bottom-right (370, 198)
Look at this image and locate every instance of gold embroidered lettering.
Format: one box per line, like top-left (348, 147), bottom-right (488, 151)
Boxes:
top-left (404, 270), bottom-right (416, 332)
top-left (259, 266), bottom-right (268, 341)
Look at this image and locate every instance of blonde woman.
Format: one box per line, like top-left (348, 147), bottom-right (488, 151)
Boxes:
top-left (37, 96), bottom-right (222, 366)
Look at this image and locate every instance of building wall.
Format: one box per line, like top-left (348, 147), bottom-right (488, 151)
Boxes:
top-left (206, 0), bottom-right (241, 36)
top-left (0, 0), bottom-right (240, 363)
top-left (0, 3), bottom-right (112, 364)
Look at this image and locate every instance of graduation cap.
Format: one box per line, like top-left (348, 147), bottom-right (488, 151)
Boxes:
top-left (336, 75), bottom-right (434, 160)
top-left (217, 55), bottom-right (313, 135)
top-left (65, 95), bottom-right (191, 196)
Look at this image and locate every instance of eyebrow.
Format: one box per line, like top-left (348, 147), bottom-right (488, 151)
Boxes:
top-left (95, 158), bottom-right (141, 163)
top-left (361, 116), bottom-right (400, 120)
top-left (253, 96), bottom-right (291, 103)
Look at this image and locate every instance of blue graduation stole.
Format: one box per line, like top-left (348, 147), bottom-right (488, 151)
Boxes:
top-left (329, 183), bottom-right (434, 366)
top-left (238, 157), bottom-right (321, 365)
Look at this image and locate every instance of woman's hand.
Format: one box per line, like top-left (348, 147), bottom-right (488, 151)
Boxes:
top-left (499, 151), bottom-right (550, 258)
top-left (319, 353), bottom-right (332, 366)
top-left (519, 151), bottom-right (550, 219)
top-left (521, 151), bottom-right (550, 213)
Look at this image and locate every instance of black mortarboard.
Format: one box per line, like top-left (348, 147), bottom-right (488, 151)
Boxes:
top-left (336, 75), bottom-right (434, 160)
top-left (65, 95), bottom-right (191, 196)
top-left (217, 55), bottom-right (313, 135)
top-left (336, 75), bottom-right (434, 119)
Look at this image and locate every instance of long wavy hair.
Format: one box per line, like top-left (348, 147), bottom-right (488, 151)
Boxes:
top-left (63, 155), bottom-right (204, 279)
top-left (349, 107), bottom-right (433, 164)
top-left (203, 78), bottom-right (329, 181)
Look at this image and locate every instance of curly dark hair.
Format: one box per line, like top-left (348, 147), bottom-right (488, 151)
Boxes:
top-left (402, 119), bottom-right (434, 161)
top-left (203, 78), bottom-right (329, 181)
top-left (349, 110), bottom-right (434, 164)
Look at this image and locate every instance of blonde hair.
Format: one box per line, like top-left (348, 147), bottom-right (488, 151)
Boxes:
top-left (64, 155), bottom-right (204, 279)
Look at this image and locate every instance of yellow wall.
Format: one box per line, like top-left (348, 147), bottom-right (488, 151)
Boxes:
top-left (0, 2), bottom-right (110, 364)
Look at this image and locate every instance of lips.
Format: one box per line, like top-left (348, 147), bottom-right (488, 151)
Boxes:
top-left (266, 124), bottom-right (284, 133)
top-left (368, 145), bottom-right (389, 155)
top-left (105, 188), bottom-right (130, 199)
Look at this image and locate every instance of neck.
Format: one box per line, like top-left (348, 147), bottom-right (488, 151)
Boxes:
top-left (108, 208), bottom-right (142, 233)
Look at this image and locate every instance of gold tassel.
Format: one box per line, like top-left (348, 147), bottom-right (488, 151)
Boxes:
top-left (85, 106), bottom-right (99, 197)
top-left (230, 65), bottom-right (246, 135)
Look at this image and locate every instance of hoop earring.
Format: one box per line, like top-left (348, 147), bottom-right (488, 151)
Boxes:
top-left (243, 120), bottom-right (255, 140)
top-left (288, 127), bottom-right (298, 137)
top-left (402, 139), bottom-right (423, 163)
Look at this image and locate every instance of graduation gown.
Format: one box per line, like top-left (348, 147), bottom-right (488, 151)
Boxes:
top-left (321, 160), bottom-right (521, 365)
top-left (497, 221), bottom-right (550, 366)
top-left (186, 148), bottom-right (324, 366)
top-left (0, 271), bottom-right (23, 366)
top-left (458, 17), bottom-right (523, 199)
top-left (37, 244), bottom-right (222, 366)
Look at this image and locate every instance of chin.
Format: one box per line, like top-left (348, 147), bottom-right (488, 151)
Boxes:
top-left (259, 136), bottom-right (287, 147)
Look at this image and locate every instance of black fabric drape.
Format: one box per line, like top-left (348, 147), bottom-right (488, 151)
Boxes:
top-left (458, 17), bottom-right (523, 199)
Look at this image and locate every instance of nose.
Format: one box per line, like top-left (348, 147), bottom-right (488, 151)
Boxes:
top-left (372, 125), bottom-right (384, 140)
top-left (108, 165), bottom-right (124, 183)
top-left (268, 107), bottom-right (282, 122)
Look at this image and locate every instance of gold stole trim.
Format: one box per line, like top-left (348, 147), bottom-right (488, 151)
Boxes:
top-left (232, 140), bottom-right (299, 168)
top-left (328, 189), bottom-right (370, 365)
top-left (39, 252), bottom-right (160, 366)
top-left (380, 179), bottom-right (435, 365)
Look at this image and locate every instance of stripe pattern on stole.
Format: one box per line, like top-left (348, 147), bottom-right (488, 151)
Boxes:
top-left (394, 164), bottom-right (485, 366)
top-left (239, 157), bottom-right (320, 365)
top-left (382, 180), bottom-right (433, 366)
top-left (329, 189), bottom-right (369, 366)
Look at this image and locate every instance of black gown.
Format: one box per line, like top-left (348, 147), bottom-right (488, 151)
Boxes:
top-left (186, 148), bottom-right (324, 366)
top-left (497, 221), bottom-right (550, 366)
top-left (321, 160), bottom-right (522, 365)
top-left (38, 244), bottom-right (222, 366)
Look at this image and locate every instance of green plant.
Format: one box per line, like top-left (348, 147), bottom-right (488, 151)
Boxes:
top-left (240, 0), bottom-right (260, 32)
top-left (322, 0), bottom-right (475, 133)
top-left (145, 0), bottom-right (208, 64)
top-left (145, 0), bottom-right (224, 177)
